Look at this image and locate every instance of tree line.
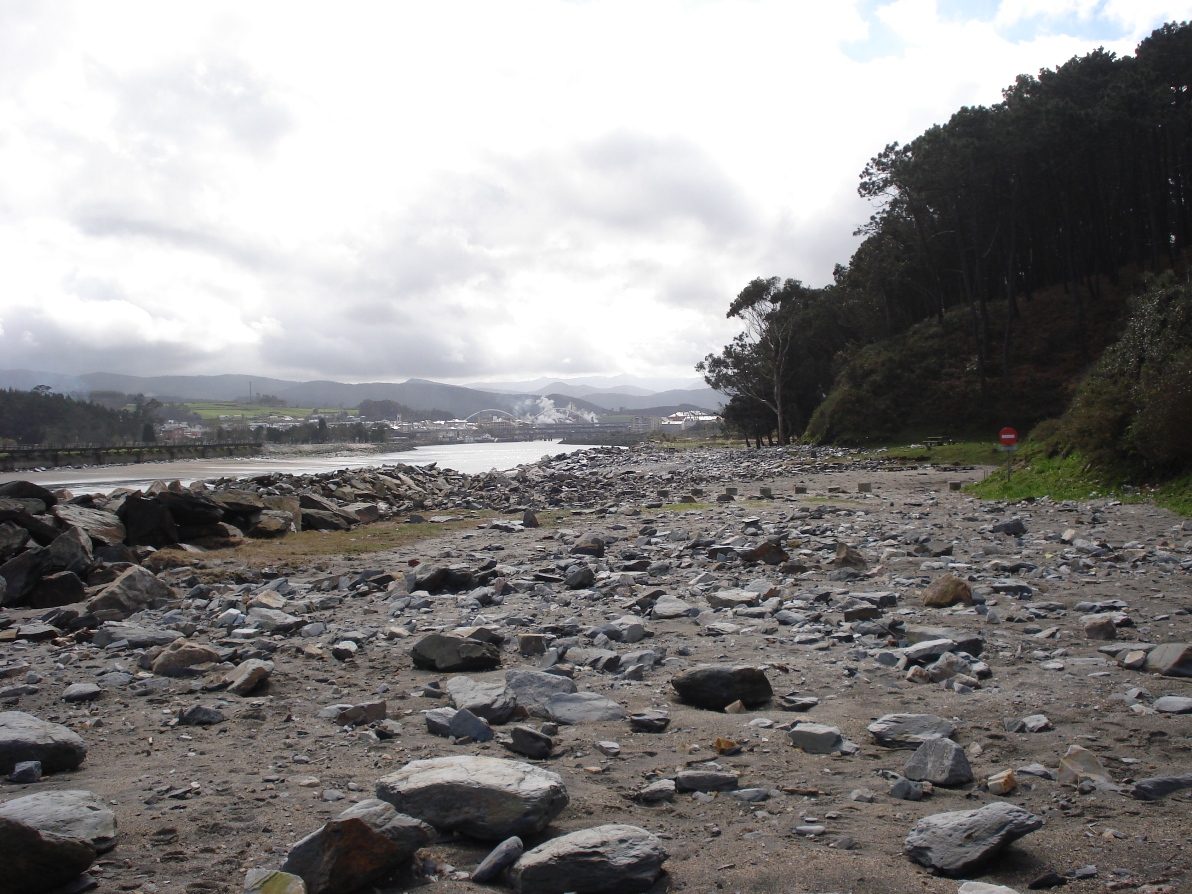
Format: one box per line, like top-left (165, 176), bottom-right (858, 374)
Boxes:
top-left (702, 21), bottom-right (1192, 445)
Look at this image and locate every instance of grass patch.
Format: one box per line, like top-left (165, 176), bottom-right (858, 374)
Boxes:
top-left (866, 441), bottom-right (1006, 466)
top-left (225, 509), bottom-right (572, 567)
top-left (185, 401), bottom-right (359, 421)
top-left (967, 449), bottom-right (1192, 516)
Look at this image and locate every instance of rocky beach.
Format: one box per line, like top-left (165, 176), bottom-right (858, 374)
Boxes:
top-left (1, 444), bottom-right (1190, 894)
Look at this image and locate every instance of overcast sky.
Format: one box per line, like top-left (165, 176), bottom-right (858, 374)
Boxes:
top-left (1, 0), bottom-right (1189, 386)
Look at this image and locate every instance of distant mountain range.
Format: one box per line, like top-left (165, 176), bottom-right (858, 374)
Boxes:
top-left (0, 369), bottom-right (725, 417)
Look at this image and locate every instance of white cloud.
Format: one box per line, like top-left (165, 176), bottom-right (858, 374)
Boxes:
top-left (0, 0), bottom-right (1183, 385)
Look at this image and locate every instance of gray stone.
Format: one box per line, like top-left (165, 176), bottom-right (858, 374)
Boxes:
top-left (504, 725), bottom-right (553, 760)
top-left (544, 692), bottom-right (625, 725)
top-left (47, 528), bottom-right (92, 577)
top-left (472, 836), bottom-right (524, 883)
top-left (86, 566), bottom-right (173, 619)
top-left (0, 711), bottom-right (87, 775)
top-left (222, 659), bottom-right (273, 696)
top-left (446, 676), bottom-right (516, 724)
top-left (244, 869), bottom-right (308, 894)
top-left (888, 776), bottom-right (926, 800)
top-left (670, 665), bottom-right (772, 711)
top-left (903, 802), bottom-right (1043, 876)
top-left (1131, 774), bottom-right (1192, 800)
top-left (62, 683), bottom-right (102, 703)
top-left (91, 624), bottom-right (181, 649)
top-left (1153, 696), bottom-right (1192, 714)
top-left (376, 755), bottom-right (569, 840)
top-left (281, 800), bottom-right (434, 894)
top-left (0, 815), bottom-right (97, 894)
top-left (789, 723), bottom-right (854, 755)
top-left (867, 713), bottom-right (957, 748)
top-left (248, 607), bottom-right (305, 634)
top-left (424, 707), bottom-right (458, 737)
top-left (508, 823), bottom-right (667, 894)
top-left (674, 769), bottom-right (738, 792)
top-left (0, 789), bottom-right (117, 853)
top-left (448, 708), bottom-right (494, 742)
top-left (904, 738), bottom-right (973, 786)
top-left (651, 595), bottom-right (696, 619)
top-left (505, 669), bottom-right (579, 714)
top-left (411, 634), bottom-right (501, 672)
top-left (627, 710), bottom-right (670, 733)
top-left (9, 761), bottom-right (41, 783)
top-left (53, 505), bottom-right (125, 547)
top-left (1143, 643), bottom-right (1192, 677)
top-left (178, 705), bottom-right (225, 726)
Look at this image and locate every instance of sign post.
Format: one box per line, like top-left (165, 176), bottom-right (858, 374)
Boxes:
top-left (999, 427), bottom-right (1019, 481)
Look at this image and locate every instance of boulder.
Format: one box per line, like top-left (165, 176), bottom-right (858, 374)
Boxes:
top-left (47, 528), bottom-right (92, 576)
top-left (0, 711), bottom-right (87, 775)
top-left (670, 665), bottom-right (771, 711)
top-left (281, 801), bottom-right (434, 894)
top-left (543, 692), bottom-right (625, 725)
top-left (504, 725), bottom-right (554, 760)
top-left (1131, 774), bottom-right (1192, 801)
top-left (52, 504), bottom-right (125, 548)
top-left (25, 571), bottom-right (86, 609)
top-left (1153, 696), bottom-right (1192, 714)
top-left (86, 566), bottom-right (173, 619)
top-left (222, 659), bottom-right (274, 696)
top-left (151, 640), bottom-right (222, 677)
top-left (0, 481), bottom-right (58, 508)
top-left (0, 547), bottom-right (51, 606)
top-left (504, 669), bottom-right (578, 714)
top-left (154, 491), bottom-right (223, 527)
top-left (788, 723), bottom-right (855, 755)
top-left (1144, 643), bottom-right (1192, 677)
top-left (117, 493), bottom-right (179, 548)
top-left (446, 677), bottom-right (516, 724)
top-left (508, 824), bottom-right (667, 894)
top-left (375, 755), bottom-right (569, 840)
top-left (922, 574), bottom-right (973, 608)
top-left (0, 815), bottom-right (97, 894)
top-left (674, 770), bottom-right (738, 792)
top-left (411, 634), bottom-right (501, 672)
top-left (570, 535), bottom-right (605, 558)
top-left (833, 542), bottom-right (868, 570)
top-left (651, 595), bottom-right (696, 619)
top-left (91, 623), bottom-right (181, 649)
top-left (0, 789), bottom-right (117, 852)
top-left (903, 738), bottom-right (973, 786)
top-left (903, 802), bottom-right (1042, 876)
top-left (867, 714), bottom-right (957, 749)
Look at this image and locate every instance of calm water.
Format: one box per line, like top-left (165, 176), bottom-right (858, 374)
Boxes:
top-left (0, 440), bottom-right (592, 495)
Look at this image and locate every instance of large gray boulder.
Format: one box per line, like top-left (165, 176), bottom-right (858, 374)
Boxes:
top-left (505, 669), bottom-right (578, 715)
top-left (508, 824), bottom-right (667, 894)
top-left (904, 802), bottom-right (1043, 876)
top-left (0, 815), bottom-right (97, 894)
top-left (867, 713), bottom-right (957, 748)
top-left (0, 790), bottom-right (117, 852)
top-left (86, 565), bottom-right (173, 619)
top-left (376, 755), bottom-right (569, 840)
top-left (47, 528), bottom-right (92, 576)
top-left (281, 800), bottom-right (434, 894)
top-left (410, 634), bottom-right (500, 672)
top-left (1145, 643), bottom-right (1192, 677)
top-left (0, 711), bottom-right (87, 775)
top-left (446, 676), bottom-right (517, 724)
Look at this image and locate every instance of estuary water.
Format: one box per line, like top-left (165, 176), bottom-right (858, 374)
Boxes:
top-left (0, 440), bottom-right (592, 495)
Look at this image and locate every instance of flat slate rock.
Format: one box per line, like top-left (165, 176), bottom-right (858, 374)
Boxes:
top-left (504, 669), bottom-right (578, 714)
top-left (1131, 773), bottom-right (1192, 801)
top-left (472, 836), bottom-right (524, 883)
top-left (0, 814), bottom-right (98, 894)
top-left (904, 802), bottom-right (1043, 876)
top-left (543, 692), bottom-right (625, 725)
top-left (508, 823), bottom-right (668, 894)
top-left (670, 665), bottom-right (772, 711)
top-left (1144, 643), bottom-right (1192, 677)
top-left (1153, 696), bottom-right (1192, 714)
top-left (375, 755), bottom-right (569, 840)
top-left (0, 711), bottom-right (88, 775)
top-left (446, 676), bottom-right (516, 723)
top-left (0, 789), bottom-right (117, 853)
top-left (867, 713), bottom-right (957, 748)
top-left (85, 566), bottom-right (173, 619)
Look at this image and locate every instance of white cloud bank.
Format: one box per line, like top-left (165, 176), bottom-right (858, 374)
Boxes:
top-left (0, 0), bottom-right (1189, 384)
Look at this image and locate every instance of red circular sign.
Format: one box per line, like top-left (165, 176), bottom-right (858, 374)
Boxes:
top-left (999, 427), bottom-right (1019, 446)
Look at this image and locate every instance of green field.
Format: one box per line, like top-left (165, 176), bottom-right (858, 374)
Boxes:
top-left (184, 401), bottom-right (357, 421)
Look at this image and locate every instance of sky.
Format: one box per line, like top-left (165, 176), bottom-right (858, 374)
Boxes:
top-left (1, 0), bottom-right (1190, 387)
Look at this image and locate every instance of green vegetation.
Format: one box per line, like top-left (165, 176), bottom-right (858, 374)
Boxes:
top-left (184, 401), bottom-right (324, 420)
top-left (0, 387), bottom-right (150, 445)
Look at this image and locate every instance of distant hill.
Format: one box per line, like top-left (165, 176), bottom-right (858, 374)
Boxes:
top-left (0, 370), bottom-right (725, 418)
